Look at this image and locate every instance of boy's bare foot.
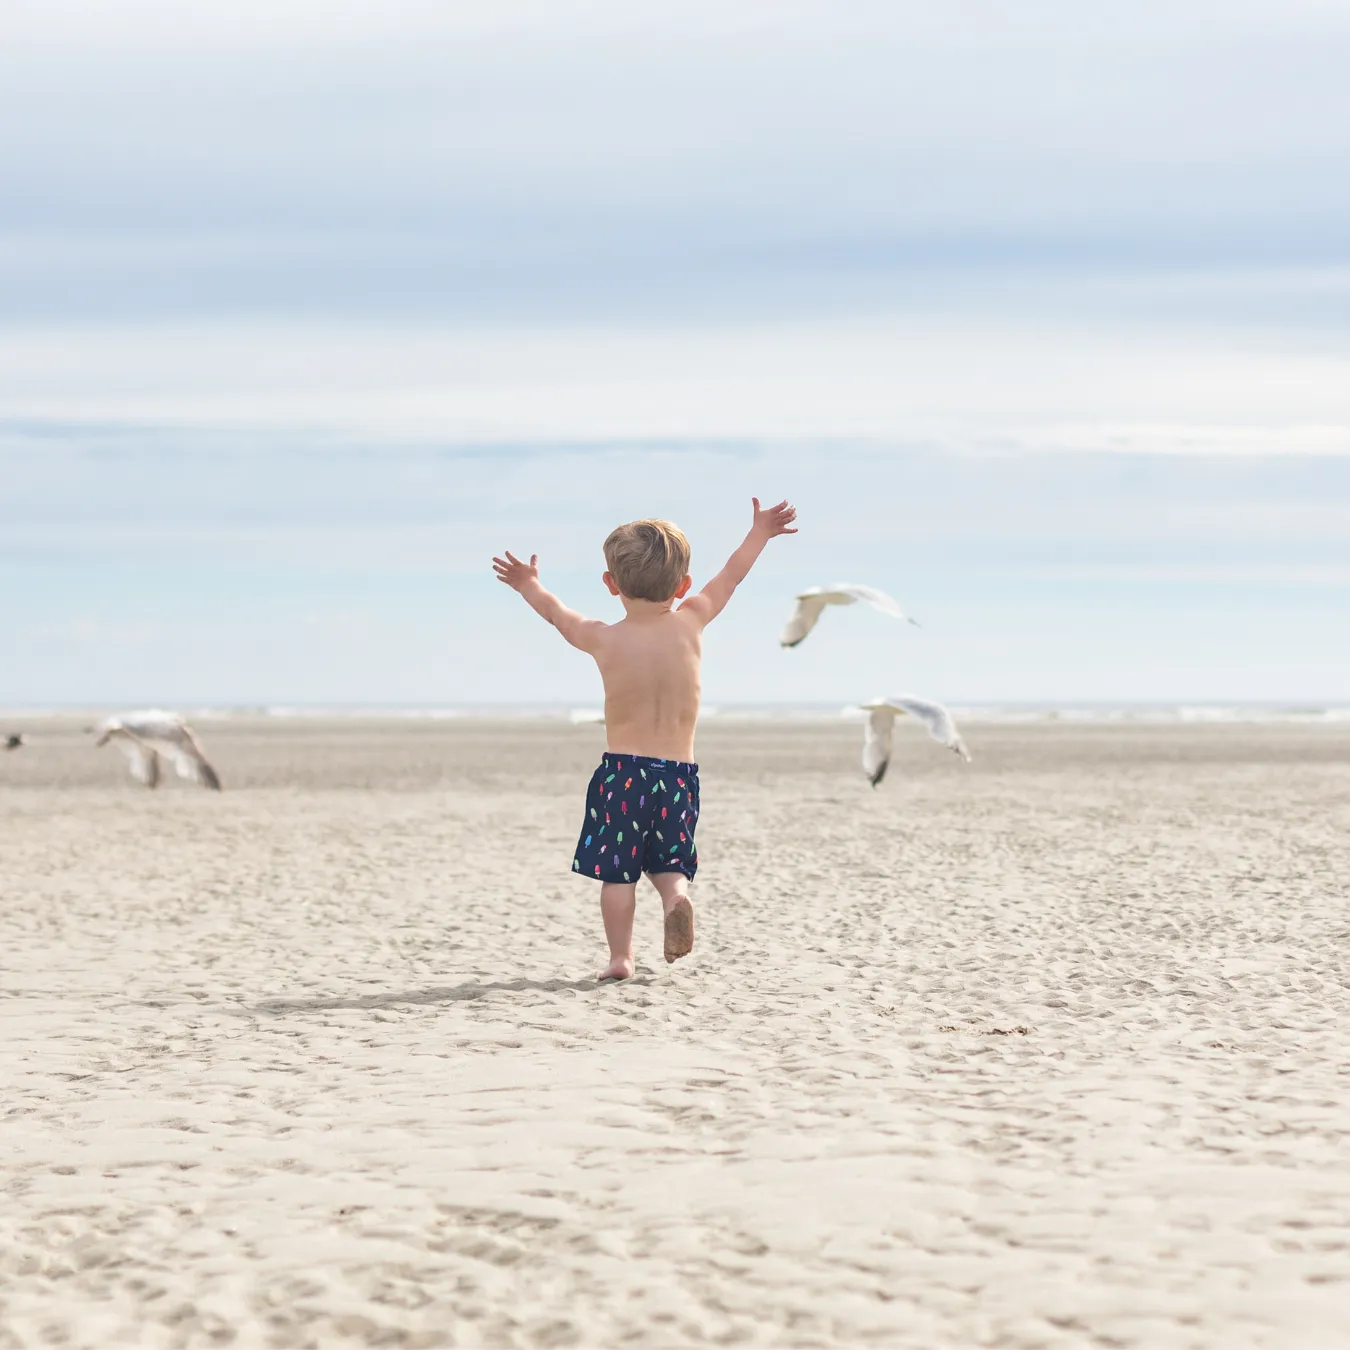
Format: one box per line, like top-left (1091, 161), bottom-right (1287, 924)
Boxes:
top-left (598, 955), bottom-right (635, 981)
top-left (663, 898), bottom-right (694, 963)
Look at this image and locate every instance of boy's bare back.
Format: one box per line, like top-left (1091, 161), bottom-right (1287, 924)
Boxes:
top-left (591, 607), bottom-right (704, 761)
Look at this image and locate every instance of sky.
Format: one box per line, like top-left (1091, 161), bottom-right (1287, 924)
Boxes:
top-left (3, 0), bottom-right (1349, 706)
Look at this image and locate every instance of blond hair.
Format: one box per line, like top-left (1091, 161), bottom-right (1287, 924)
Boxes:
top-left (603, 519), bottom-right (691, 602)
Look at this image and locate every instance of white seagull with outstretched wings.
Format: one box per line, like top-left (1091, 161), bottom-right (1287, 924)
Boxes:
top-left (780, 584), bottom-right (916, 648)
top-left (858, 695), bottom-right (970, 786)
top-left (94, 710), bottom-right (222, 790)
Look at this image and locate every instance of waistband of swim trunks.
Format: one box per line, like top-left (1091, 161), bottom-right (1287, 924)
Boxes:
top-left (601, 751), bottom-right (698, 775)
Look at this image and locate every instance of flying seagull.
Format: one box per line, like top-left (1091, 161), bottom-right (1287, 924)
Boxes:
top-left (858, 695), bottom-right (971, 787)
top-left (3, 733), bottom-right (26, 750)
top-left (93, 710), bottom-right (222, 790)
top-left (780, 584), bottom-right (917, 648)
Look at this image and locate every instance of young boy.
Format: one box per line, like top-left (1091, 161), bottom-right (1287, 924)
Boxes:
top-left (492, 497), bottom-right (798, 980)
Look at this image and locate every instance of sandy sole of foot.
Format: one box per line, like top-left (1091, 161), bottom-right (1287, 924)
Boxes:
top-left (664, 898), bottom-right (695, 963)
top-left (2, 717), bottom-right (1350, 1348)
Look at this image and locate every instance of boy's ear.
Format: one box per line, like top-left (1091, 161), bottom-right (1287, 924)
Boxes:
top-left (674, 574), bottom-right (692, 599)
top-left (602, 571), bottom-right (622, 596)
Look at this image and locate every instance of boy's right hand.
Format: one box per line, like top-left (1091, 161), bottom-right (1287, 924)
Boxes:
top-left (492, 550), bottom-right (540, 592)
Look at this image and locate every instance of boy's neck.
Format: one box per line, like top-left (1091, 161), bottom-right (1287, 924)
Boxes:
top-left (619, 595), bottom-right (676, 620)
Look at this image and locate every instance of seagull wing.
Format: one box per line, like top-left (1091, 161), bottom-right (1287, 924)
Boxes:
top-left (167, 742), bottom-right (222, 790)
top-left (830, 584), bottom-right (917, 625)
top-left (112, 733), bottom-right (161, 787)
top-left (147, 725), bottom-right (223, 790)
top-left (879, 695), bottom-right (971, 761)
top-left (861, 705), bottom-right (896, 786)
top-left (779, 591), bottom-right (834, 647)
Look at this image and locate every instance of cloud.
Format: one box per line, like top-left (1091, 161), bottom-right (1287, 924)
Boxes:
top-left (31, 619), bottom-right (160, 647)
top-left (301, 611), bottom-right (371, 630)
top-left (2, 0), bottom-right (1348, 324)
top-left (1, 315), bottom-right (1346, 445)
top-left (1010, 564), bottom-right (1350, 585)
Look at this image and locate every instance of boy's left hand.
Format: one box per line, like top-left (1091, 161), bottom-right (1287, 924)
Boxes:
top-left (751, 497), bottom-right (799, 539)
top-left (493, 550), bottom-right (540, 592)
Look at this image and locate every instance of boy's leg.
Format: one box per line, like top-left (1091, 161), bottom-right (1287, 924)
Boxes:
top-left (647, 871), bottom-right (694, 964)
top-left (598, 882), bottom-right (638, 981)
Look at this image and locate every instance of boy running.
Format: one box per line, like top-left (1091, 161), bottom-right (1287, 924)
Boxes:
top-left (493, 497), bottom-right (798, 979)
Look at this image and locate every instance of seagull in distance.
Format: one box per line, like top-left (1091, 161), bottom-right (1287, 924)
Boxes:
top-left (93, 711), bottom-right (222, 790)
top-left (3, 733), bottom-right (26, 750)
top-left (858, 695), bottom-right (971, 786)
top-left (780, 584), bottom-right (916, 648)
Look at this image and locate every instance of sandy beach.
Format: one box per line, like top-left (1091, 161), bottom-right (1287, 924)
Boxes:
top-left (3, 716), bottom-right (1349, 1348)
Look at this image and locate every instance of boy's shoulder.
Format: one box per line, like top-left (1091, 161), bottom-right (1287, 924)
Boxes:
top-left (674, 594), bottom-right (714, 627)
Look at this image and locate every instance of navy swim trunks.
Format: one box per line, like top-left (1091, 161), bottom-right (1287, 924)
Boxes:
top-left (572, 752), bottom-right (700, 883)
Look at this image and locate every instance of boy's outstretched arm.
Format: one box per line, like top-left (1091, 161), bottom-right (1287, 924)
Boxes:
top-left (493, 551), bottom-right (607, 652)
top-left (680, 497), bottom-right (797, 626)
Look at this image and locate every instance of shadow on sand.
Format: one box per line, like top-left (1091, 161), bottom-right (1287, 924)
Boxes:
top-left (252, 976), bottom-right (608, 1015)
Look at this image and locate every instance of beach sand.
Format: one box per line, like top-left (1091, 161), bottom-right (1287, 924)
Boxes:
top-left (3, 716), bottom-right (1349, 1348)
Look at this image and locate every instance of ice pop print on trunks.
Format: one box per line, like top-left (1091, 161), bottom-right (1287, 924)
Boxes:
top-left (572, 752), bottom-right (700, 883)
